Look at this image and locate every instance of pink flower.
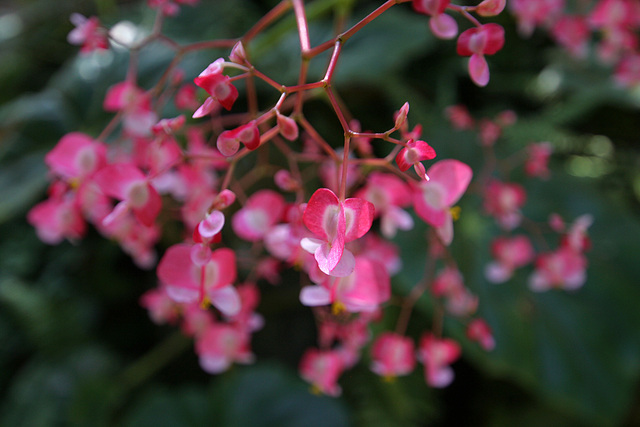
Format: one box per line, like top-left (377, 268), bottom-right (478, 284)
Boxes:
top-left (301, 188), bottom-right (374, 277)
top-left (93, 163), bottom-right (162, 227)
top-left (485, 235), bottom-right (535, 283)
top-left (139, 286), bottom-right (180, 325)
top-left (299, 256), bottom-right (390, 314)
top-left (103, 82), bottom-right (157, 136)
top-left (355, 173), bottom-right (413, 238)
top-left (232, 190), bottom-right (285, 241)
top-left (432, 266), bottom-right (464, 297)
top-left (418, 334), bottom-right (461, 388)
top-left (529, 247), bottom-right (587, 291)
top-left (395, 139), bottom-right (437, 181)
top-left (299, 348), bottom-right (344, 396)
top-left (483, 180), bottom-right (526, 230)
top-left (413, 159), bottom-right (473, 245)
top-left (193, 58), bottom-right (238, 112)
top-left (28, 192), bottom-right (86, 244)
top-left (614, 53), bottom-right (640, 87)
top-left (157, 244), bottom-right (240, 315)
top-left (508, 0), bottom-right (565, 37)
top-left (525, 142), bottom-right (553, 179)
top-left (467, 318), bottom-right (495, 351)
top-left (456, 23), bottom-right (505, 86)
top-left (277, 112), bottom-right (299, 141)
top-left (445, 105), bottom-right (475, 130)
top-left (216, 121), bottom-right (260, 156)
top-left (412, 0), bottom-right (458, 39)
top-left (45, 132), bottom-right (107, 181)
top-left (148, 0), bottom-right (199, 16)
top-left (370, 332), bottom-right (416, 378)
top-left (195, 323), bottom-right (254, 374)
top-left (551, 16), bottom-right (590, 58)
top-left (67, 14), bottom-right (108, 53)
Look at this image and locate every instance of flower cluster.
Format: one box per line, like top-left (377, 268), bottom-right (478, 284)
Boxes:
top-left (510, 0), bottom-right (640, 87)
top-left (28, 0), bottom-right (596, 397)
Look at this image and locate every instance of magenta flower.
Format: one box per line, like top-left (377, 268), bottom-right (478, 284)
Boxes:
top-left (157, 244), bottom-right (240, 316)
top-left (232, 189), bottom-right (285, 241)
top-left (103, 82), bottom-right (157, 137)
top-left (193, 58), bottom-right (238, 112)
top-left (370, 332), bottom-right (416, 378)
top-left (412, 0), bottom-right (458, 39)
top-left (456, 23), bottom-right (505, 86)
top-left (44, 132), bottom-right (106, 181)
top-left (300, 188), bottom-right (374, 277)
top-left (67, 14), bottom-right (108, 54)
top-left (299, 256), bottom-right (390, 314)
top-left (299, 348), bottom-right (344, 396)
top-left (467, 318), bottom-right (495, 351)
top-left (355, 172), bottom-right (413, 238)
top-left (413, 159), bottom-right (473, 245)
top-left (395, 139), bottom-right (437, 181)
top-left (27, 192), bottom-right (86, 244)
top-left (528, 247), bottom-right (587, 292)
top-left (418, 334), bottom-right (461, 388)
top-left (483, 179), bottom-right (526, 230)
top-left (93, 163), bottom-right (162, 227)
top-left (195, 323), bottom-right (254, 374)
top-left (485, 235), bottom-right (535, 283)
top-left (216, 121), bottom-right (260, 157)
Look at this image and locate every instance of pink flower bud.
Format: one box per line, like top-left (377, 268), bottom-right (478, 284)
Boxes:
top-left (476, 0), bottom-right (506, 17)
top-left (277, 112), bottom-right (299, 141)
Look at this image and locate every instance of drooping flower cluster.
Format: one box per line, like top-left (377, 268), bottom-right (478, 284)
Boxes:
top-left (27, 0), bottom-right (598, 399)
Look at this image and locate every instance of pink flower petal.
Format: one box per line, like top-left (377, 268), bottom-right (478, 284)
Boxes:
top-left (300, 285), bottom-right (332, 306)
top-left (209, 285), bottom-right (241, 316)
top-left (430, 13), bottom-right (458, 39)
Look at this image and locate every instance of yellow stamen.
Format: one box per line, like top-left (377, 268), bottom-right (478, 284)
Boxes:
top-left (450, 206), bottom-right (461, 221)
top-left (200, 296), bottom-right (211, 309)
top-left (69, 178), bottom-right (80, 190)
top-left (383, 375), bottom-right (396, 383)
top-left (310, 384), bottom-right (322, 395)
top-left (332, 301), bottom-right (346, 315)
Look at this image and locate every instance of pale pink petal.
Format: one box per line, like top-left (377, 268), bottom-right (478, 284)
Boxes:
top-left (192, 97), bottom-right (218, 119)
top-left (427, 159), bottom-right (473, 206)
top-left (485, 261), bottom-right (512, 283)
top-left (300, 237), bottom-right (323, 254)
top-left (216, 129), bottom-right (241, 157)
top-left (199, 356), bottom-right (231, 374)
top-left (428, 366), bottom-right (454, 388)
top-left (157, 244), bottom-right (199, 290)
top-left (198, 210), bottom-right (225, 238)
top-left (436, 212), bottom-right (454, 245)
top-left (469, 54), bottom-right (490, 87)
top-left (209, 285), bottom-right (241, 316)
top-left (328, 248), bottom-right (355, 278)
top-left (300, 285), bottom-right (332, 306)
top-left (429, 14), bottom-right (458, 39)
top-left (342, 198), bottom-right (375, 242)
top-left (314, 240), bottom-right (344, 276)
top-left (165, 285), bottom-right (199, 303)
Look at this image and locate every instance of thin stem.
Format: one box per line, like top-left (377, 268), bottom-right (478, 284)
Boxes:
top-left (293, 0), bottom-right (311, 53)
top-left (243, 0), bottom-right (292, 43)
top-left (339, 134), bottom-right (351, 200)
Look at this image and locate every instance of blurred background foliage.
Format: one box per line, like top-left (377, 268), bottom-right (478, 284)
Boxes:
top-left (1, 0), bottom-right (640, 426)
